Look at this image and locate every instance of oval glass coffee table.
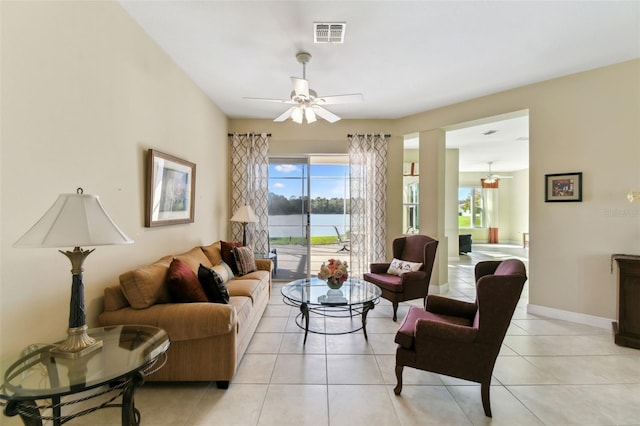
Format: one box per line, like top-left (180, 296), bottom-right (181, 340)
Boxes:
top-left (281, 277), bottom-right (382, 344)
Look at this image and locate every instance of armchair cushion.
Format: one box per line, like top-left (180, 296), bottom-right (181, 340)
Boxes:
top-left (362, 272), bottom-right (403, 293)
top-left (395, 305), bottom-right (473, 349)
top-left (387, 258), bottom-right (423, 276)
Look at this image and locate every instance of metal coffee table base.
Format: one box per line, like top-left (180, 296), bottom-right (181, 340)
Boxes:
top-left (294, 300), bottom-right (376, 344)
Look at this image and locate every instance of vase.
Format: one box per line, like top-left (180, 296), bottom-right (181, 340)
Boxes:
top-left (326, 277), bottom-right (343, 290)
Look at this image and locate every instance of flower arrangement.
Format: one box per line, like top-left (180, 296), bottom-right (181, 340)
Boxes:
top-left (318, 258), bottom-right (349, 285)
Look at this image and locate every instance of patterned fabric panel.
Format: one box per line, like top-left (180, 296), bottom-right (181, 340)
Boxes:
top-left (229, 133), bottom-right (270, 254)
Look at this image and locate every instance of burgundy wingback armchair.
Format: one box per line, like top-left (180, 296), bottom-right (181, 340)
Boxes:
top-left (363, 235), bottom-right (438, 321)
top-left (393, 259), bottom-right (527, 417)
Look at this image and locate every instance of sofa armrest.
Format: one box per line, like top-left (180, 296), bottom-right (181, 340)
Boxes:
top-left (98, 302), bottom-right (237, 342)
top-left (425, 295), bottom-right (477, 318)
top-left (255, 258), bottom-right (272, 273)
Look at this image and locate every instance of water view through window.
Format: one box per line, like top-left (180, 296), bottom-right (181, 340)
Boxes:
top-left (268, 157), bottom-right (350, 280)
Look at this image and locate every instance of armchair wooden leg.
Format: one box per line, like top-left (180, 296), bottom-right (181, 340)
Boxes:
top-left (481, 382), bottom-right (492, 417)
top-left (393, 365), bottom-right (404, 395)
top-left (392, 302), bottom-right (398, 321)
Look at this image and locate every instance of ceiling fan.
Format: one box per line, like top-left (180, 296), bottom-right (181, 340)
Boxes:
top-left (244, 52), bottom-right (363, 124)
top-left (483, 162), bottom-right (513, 183)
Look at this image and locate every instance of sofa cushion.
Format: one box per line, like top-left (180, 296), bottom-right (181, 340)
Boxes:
top-left (233, 246), bottom-right (257, 276)
top-left (226, 278), bottom-right (264, 305)
top-left (198, 264), bottom-right (230, 304)
top-left (167, 258), bottom-right (208, 303)
top-left (387, 258), bottom-right (422, 276)
top-left (175, 246), bottom-right (213, 273)
top-left (220, 241), bottom-right (243, 275)
top-left (201, 241), bottom-right (223, 266)
top-left (119, 257), bottom-right (172, 309)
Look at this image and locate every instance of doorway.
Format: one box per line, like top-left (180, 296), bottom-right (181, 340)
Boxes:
top-left (268, 156), bottom-right (350, 281)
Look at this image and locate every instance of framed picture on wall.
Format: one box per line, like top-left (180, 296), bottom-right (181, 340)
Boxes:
top-left (545, 172), bottom-right (582, 202)
top-left (145, 149), bottom-right (196, 227)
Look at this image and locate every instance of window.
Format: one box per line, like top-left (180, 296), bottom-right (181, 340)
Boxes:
top-left (459, 187), bottom-right (484, 228)
top-left (403, 178), bottom-right (419, 233)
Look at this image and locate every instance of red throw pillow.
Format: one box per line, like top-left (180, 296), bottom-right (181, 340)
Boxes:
top-left (220, 240), bottom-right (243, 275)
top-left (166, 258), bottom-right (208, 303)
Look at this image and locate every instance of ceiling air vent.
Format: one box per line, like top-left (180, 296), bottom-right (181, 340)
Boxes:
top-left (314, 22), bottom-right (346, 44)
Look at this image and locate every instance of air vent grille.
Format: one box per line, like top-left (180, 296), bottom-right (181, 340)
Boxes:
top-left (314, 22), bottom-right (346, 44)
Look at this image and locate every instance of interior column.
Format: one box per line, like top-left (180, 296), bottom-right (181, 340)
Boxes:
top-left (419, 129), bottom-right (448, 294)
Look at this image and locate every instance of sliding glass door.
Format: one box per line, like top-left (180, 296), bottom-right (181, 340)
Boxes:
top-left (268, 156), bottom-right (350, 281)
top-left (268, 157), bottom-right (311, 280)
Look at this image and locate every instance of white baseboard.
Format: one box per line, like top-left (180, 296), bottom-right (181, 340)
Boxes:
top-left (429, 283), bottom-right (450, 294)
top-left (527, 303), bottom-right (614, 331)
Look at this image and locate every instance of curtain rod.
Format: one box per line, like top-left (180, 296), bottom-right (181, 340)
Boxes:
top-left (227, 133), bottom-right (272, 137)
top-left (347, 133), bottom-right (391, 138)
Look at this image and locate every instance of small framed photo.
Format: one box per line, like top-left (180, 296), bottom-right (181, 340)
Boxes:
top-left (545, 172), bottom-right (582, 202)
top-left (145, 149), bottom-right (196, 227)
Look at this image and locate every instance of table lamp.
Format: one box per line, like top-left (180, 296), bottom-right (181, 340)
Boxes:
top-left (14, 188), bottom-right (133, 358)
top-left (230, 205), bottom-right (257, 246)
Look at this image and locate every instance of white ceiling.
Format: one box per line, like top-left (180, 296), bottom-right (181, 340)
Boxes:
top-left (119, 1), bottom-right (640, 172)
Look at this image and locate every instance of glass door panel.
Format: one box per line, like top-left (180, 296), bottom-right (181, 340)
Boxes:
top-left (268, 157), bottom-right (310, 280)
top-left (309, 157), bottom-right (350, 276)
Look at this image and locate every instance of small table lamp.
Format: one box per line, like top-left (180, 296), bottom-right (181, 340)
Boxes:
top-left (230, 205), bottom-right (257, 246)
top-left (14, 188), bottom-right (133, 358)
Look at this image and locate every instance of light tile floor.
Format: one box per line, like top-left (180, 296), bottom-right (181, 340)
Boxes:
top-left (25, 244), bottom-right (640, 425)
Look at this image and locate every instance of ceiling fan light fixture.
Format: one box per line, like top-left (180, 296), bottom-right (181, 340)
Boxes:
top-left (305, 108), bottom-right (317, 123)
top-left (291, 107), bottom-right (304, 124)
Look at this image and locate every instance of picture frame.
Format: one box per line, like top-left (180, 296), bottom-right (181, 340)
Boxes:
top-left (145, 149), bottom-right (196, 227)
top-left (545, 172), bottom-right (582, 202)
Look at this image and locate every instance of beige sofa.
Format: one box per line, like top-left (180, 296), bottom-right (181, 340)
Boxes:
top-left (98, 241), bottom-right (271, 388)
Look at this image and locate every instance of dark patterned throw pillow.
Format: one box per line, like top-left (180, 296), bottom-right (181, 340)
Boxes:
top-left (233, 246), bottom-right (257, 276)
top-left (197, 264), bottom-right (230, 304)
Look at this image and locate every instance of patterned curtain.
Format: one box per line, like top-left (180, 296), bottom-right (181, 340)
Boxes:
top-left (229, 133), bottom-right (270, 253)
top-left (348, 134), bottom-right (388, 278)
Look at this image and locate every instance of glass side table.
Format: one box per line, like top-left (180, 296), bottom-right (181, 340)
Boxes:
top-left (0, 325), bottom-right (169, 426)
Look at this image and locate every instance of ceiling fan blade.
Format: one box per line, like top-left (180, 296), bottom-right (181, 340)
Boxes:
top-left (243, 97), bottom-right (294, 104)
top-left (291, 77), bottom-right (309, 98)
top-left (274, 107), bottom-right (296, 122)
top-left (316, 93), bottom-right (364, 105)
top-left (313, 106), bottom-right (341, 123)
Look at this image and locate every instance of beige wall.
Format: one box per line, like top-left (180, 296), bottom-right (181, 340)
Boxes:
top-left (1, 2), bottom-right (229, 358)
top-left (232, 59), bottom-right (640, 322)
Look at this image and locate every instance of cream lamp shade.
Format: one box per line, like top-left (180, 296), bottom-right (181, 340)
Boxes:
top-left (14, 188), bottom-right (132, 358)
top-left (230, 205), bottom-right (257, 246)
top-left (14, 191), bottom-right (133, 248)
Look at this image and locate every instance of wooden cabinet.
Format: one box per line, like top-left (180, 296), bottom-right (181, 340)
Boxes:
top-left (612, 254), bottom-right (640, 349)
